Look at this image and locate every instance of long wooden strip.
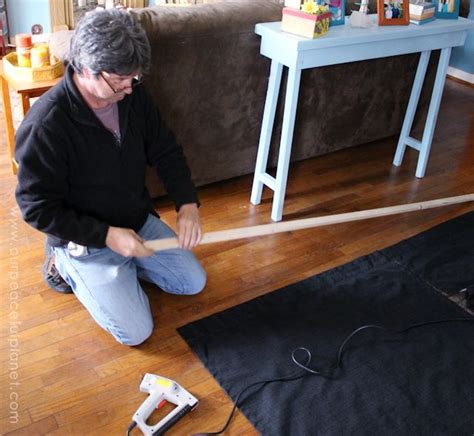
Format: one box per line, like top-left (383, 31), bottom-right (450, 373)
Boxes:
top-left (144, 194), bottom-right (474, 252)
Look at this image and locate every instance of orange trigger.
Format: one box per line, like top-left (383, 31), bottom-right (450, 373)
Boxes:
top-left (157, 400), bottom-right (167, 409)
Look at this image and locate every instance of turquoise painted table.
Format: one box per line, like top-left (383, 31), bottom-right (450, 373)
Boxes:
top-left (250, 17), bottom-right (474, 222)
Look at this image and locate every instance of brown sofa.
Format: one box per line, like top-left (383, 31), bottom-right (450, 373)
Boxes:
top-left (50, 0), bottom-right (445, 198)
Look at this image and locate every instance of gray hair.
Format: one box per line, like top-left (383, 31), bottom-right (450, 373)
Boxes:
top-left (69, 8), bottom-right (151, 76)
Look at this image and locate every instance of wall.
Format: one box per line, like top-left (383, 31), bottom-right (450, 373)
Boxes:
top-left (6, 0), bottom-right (51, 40)
top-left (448, 0), bottom-right (474, 82)
top-left (450, 31), bottom-right (473, 74)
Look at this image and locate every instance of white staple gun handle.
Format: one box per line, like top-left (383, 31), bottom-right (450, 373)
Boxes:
top-left (134, 374), bottom-right (198, 436)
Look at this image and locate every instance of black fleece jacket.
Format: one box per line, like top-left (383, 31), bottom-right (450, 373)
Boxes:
top-left (15, 65), bottom-right (199, 248)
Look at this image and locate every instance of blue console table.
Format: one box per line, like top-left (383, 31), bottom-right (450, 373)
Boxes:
top-left (250, 17), bottom-right (474, 221)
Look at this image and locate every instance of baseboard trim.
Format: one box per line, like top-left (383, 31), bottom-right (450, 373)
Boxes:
top-left (447, 66), bottom-right (474, 87)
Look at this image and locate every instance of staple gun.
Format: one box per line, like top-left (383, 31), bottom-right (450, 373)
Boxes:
top-left (127, 374), bottom-right (198, 435)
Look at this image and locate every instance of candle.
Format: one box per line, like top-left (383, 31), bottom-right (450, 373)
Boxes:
top-left (16, 34), bottom-right (32, 68)
top-left (31, 44), bottom-right (50, 68)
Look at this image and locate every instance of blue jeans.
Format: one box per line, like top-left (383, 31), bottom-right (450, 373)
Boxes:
top-left (53, 214), bottom-right (206, 346)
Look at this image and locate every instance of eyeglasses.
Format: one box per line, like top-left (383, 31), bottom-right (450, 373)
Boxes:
top-left (99, 71), bottom-right (143, 94)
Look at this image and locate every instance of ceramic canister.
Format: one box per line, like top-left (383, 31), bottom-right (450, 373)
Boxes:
top-left (16, 34), bottom-right (33, 68)
top-left (31, 44), bottom-right (50, 68)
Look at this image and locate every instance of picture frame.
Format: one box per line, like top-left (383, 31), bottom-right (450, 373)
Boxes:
top-left (433, 0), bottom-right (460, 19)
top-left (328, 0), bottom-right (345, 26)
top-left (377, 0), bottom-right (410, 25)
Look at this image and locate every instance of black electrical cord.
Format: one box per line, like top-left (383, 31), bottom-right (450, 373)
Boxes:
top-left (126, 420), bottom-right (137, 435)
top-left (192, 372), bottom-right (306, 436)
top-left (194, 317), bottom-right (474, 436)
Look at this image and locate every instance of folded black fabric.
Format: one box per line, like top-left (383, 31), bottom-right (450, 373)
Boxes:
top-left (179, 213), bottom-right (474, 435)
top-left (382, 211), bottom-right (474, 295)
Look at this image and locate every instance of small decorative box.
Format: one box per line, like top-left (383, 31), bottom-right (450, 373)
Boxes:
top-left (282, 7), bottom-right (333, 38)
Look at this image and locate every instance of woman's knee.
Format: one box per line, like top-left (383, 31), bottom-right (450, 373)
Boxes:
top-left (184, 264), bottom-right (207, 295)
top-left (111, 316), bottom-right (154, 346)
top-left (157, 257), bottom-right (207, 295)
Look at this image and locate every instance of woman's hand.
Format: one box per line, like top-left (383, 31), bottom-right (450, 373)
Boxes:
top-left (105, 226), bottom-right (154, 257)
top-left (176, 203), bottom-right (202, 250)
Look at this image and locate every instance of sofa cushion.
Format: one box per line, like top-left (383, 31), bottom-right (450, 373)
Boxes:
top-left (130, 2), bottom-right (282, 197)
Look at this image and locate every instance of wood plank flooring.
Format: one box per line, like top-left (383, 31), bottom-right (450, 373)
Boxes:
top-left (1, 78), bottom-right (473, 435)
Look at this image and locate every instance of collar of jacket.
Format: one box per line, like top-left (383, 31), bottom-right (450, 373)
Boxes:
top-left (62, 64), bottom-right (132, 136)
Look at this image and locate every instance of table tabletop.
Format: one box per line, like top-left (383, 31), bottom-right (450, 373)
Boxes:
top-left (0, 62), bottom-right (62, 93)
top-left (256, 16), bottom-right (474, 68)
top-left (256, 16), bottom-right (474, 49)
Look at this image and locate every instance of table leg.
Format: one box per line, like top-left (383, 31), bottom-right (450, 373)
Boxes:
top-left (271, 66), bottom-right (302, 222)
top-left (0, 75), bottom-right (17, 175)
top-left (20, 92), bottom-right (31, 116)
top-left (415, 47), bottom-right (452, 178)
top-left (393, 50), bottom-right (431, 168)
top-left (393, 47), bottom-right (452, 178)
top-left (251, 60), bottom-right (283, 205)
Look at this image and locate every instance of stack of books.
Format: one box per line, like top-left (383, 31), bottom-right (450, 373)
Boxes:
top-left (409, 1), bottom-right (436, 24)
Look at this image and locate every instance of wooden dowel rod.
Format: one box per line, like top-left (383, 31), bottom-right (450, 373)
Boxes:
top-left (144, 194), bottom-right (474, 252)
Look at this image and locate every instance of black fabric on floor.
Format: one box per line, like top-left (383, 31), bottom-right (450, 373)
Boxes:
top-left (383, 211), bottom-right (474, 295)
top-left (178, 212), bottom-right (474, 436)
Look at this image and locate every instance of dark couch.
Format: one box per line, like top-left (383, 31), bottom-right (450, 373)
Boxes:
top-left (51, 0), bottom-right (455, 198)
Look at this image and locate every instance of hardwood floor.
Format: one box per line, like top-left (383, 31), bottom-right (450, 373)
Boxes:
top-left (1, 78), bottom-right (473, 435)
